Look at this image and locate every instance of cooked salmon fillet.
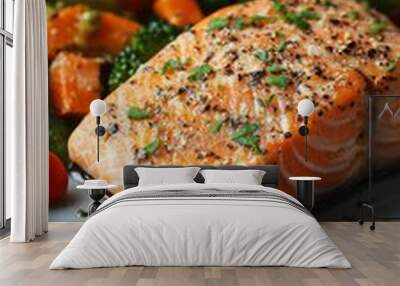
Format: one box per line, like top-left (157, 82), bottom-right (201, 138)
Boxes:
top-left (68, 0), bottom-right (400, 195)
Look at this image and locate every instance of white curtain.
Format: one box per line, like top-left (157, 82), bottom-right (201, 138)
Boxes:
top-left (8, 0), bottom-right (49, 242)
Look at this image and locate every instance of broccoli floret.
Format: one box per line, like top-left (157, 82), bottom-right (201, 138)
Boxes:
top-left (108, 20), bottom-right (181, 92)
top-left (108, 46), bottom-right (143, 92)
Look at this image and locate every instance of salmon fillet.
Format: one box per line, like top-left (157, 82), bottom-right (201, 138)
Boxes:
top-left (68, 0), bottom-right (400, 194)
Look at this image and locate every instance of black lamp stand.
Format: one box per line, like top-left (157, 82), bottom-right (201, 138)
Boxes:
top-left (95, 116), bottom-right (106, 162)
top-left (299, 116), bottom-right (309, 162)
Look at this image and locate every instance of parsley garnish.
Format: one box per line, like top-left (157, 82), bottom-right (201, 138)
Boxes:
top-left (234, 16), bottom-right (245, 30)
top-left (207, 17), bottom-right (229, 32)
top-left (161, 59), bottom-right (182, 74)
top-left (188, 64), bottom-right (213, 81)
top-left (144, 139), bottom-right (161, 156)
top-left (231, 123), bottom-right (262, 154)
top-left (385, 61), bottom-right (397, 73)
top-left (347, 11), bottom-right (360, 20)
top-left (272, 0), bottom-right (286, 13)
top-left (266, 76), bottom-right (290, 89)
top-left (267, 64), bottom-right (286, 73)
top-left (284, 13), bottom-right (311, 31)
top-left (322, 0), bottom-right (337, 8)
top-left (127, 107), bottom-right (152, 120)
top-left (277, 40), bottom-right (288, 52)
top-left (250, 15), bottom-right (271, 24)
top-left (299, 10), bottom-right (320, 20)
top-left (254, 50), bottom-right (269, 62)
top-left (266, 94), bottom-right (276, 106)
top-left (370, 20), bottom-right (386, 35)
top-left (209, 120), bottom-right (224, 134)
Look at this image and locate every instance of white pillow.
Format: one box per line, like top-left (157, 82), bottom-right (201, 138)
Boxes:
top-left (200, 169), bottom-right (266, 185)
top-left (135, 167), bottom-right (200, 186)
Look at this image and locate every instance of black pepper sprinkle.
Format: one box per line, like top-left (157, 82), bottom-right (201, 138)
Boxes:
top-left (284, 132), bottom-right (292, 139)
top-left (109, 123), bottom-right (119, 135)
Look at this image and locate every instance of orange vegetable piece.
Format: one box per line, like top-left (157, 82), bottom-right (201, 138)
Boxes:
top-left (47, 5), bottom-right (87, 61)
top-left (47, 5), bottom-right (141, 61)
top-left (153, 0), bottom-right (204, 27)
top-left (87, 12), bottom-right (141, 56)
top-left (50, 52), bottom-right (103, 118)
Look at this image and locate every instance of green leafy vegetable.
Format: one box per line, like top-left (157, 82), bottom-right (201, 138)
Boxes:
top-left (277, 40), bottom-right (288, 52)
top-left (49, 113), bottom-right (77, 165)
top-left (266, 75), bottom-right (290, 89)
top-left (209, 120), bottom-right (224, 134)
top-left (207, 17), bottom-right (229, 32)
top-left (108, 20), bottom-right (180, 92)
top-left (231, 123), bottom-right (262, 154)
top-left (144, 139), bottom-right (161, 156)
top-left (199, 0), bottom-right (250, 15)
top-left (161, 59), bottom-right (183, 74)
top-left (370, 20), bottom-right (386, 34)
top-left (267, 64), bottom-right (286, 73)
top-left (127, 107), bottom-right (153, 120)
top-left (188, 64), bottom-right (213, 81)
top-left (254, 50), bottom-right (269, 62)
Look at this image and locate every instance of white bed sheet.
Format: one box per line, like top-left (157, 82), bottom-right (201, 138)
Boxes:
top-left (50, 183), bottom-right (350, 269)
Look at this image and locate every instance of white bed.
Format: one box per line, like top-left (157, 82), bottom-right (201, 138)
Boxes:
top-left (50, 182), bottom-right (350, 269)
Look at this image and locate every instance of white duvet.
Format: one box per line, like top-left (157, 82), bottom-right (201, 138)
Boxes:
top-left (50, 183), bottom-right (350, 269)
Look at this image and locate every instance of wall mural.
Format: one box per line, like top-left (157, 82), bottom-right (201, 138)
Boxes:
top-left (47, 0), bottom-right (400, 220)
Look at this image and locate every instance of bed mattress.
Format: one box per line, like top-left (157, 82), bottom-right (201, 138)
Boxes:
top-left (50, 183), bottom-right (350, 269)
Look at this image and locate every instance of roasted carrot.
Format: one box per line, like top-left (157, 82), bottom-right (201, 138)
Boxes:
top-left (87, 12), bottom-right (141, 56)
top-left (47, 5), bottom-right (141, 60)
top-left (50, 52), bottom-right (103, 118)
top-left (153, 0), bottom-right (204, 27)
top-left (47, 5), bottom-right (87, 61)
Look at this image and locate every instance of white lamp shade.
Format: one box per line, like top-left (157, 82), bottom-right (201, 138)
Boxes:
top-left (90, 99), bottom-right (107, 116)
top-left (297, 99), bottom-right (315, 117)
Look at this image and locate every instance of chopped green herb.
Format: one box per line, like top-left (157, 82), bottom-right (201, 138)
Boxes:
top-left (254, 50), bottom-right (269, 62)
top-left (267, 64), bottom-right (286, 73)
top-left (272, 0), bottom-right (286, 13)
top-left (266, 75), bottom-right (290, 89)
top-left (144, 139), bottom-right (161, 156)
top-left (370, 20), bottom-right (386, 34)
top-left (231, 123), bottom-right (262, 154)
top-left (160, 59), bottom-right (182, 74)
top-left (188, 64), bottom-right (213, 81)
top-left (266, 94), bottom-right (276, 106)
top-left (276, 31), bottom-right (286, 38)
top-left (277, 40), bottom-right (288, 52)
top-left (385, 61), bottom-right (397, 73)
top-left (234, 16), bottom-right (245, 30)
top-left (250, 15), bottom-right (272, 24)
top-left (299, 10), bottom-right (320, 20)
top-left (347, 10), bottom-right (360, 20)
top-left (322, 0), bottom-right (337, 8)
top-left (127, 107), bottom-right (153, 120)
top-left (207, 17), bottom-right (229, 32)
top-left (209, 120), bottom-right (224, 134)
top-left (232, 123), bottom-right (259, 140)
top-left (284, 13), bottom-right (311, 31)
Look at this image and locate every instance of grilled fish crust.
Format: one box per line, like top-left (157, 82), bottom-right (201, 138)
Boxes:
top-left (68, 0), bottom-right (400, 194)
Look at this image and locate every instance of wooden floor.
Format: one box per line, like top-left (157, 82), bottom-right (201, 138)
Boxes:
top-left (0, 222), bottom-right (399, 286)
